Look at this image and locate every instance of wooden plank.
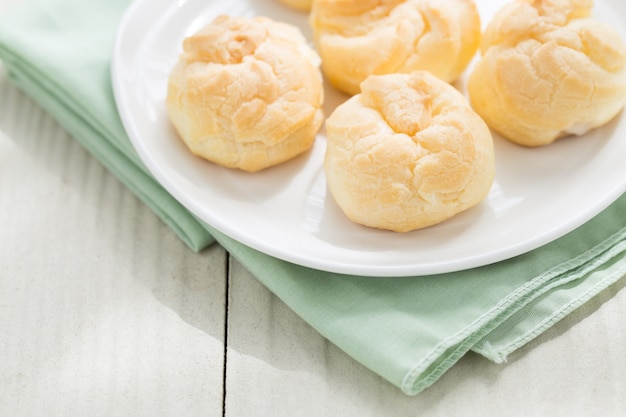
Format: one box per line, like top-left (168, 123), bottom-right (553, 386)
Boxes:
top-left (0, 69), bottom-right (228, 416)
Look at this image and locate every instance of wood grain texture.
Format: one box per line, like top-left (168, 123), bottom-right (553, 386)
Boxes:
top-left (0, 68), bottom-right (228, 416)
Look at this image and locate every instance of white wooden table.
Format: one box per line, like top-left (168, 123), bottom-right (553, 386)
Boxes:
top-left (2, 1), bottom-right (626, 415)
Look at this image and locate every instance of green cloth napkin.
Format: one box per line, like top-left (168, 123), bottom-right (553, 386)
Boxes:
top-left (1, 0), bottom-right (625, 396)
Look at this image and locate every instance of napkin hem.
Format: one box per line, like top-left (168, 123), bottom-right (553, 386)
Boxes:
top-left (402, 226), bottom-right (626, 395)
top-left (474, 234), bottom-right (626, 363)
top-left (481, 264), bottom-right (626, 364)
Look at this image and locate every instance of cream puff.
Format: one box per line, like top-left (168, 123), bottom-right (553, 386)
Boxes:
top-left (277, 0), bottom-right (312, 12)
top-left (324, 71), bottom-right (495, 232)
top-left (167, 15), bottom-right (324, 172)
top-left (468, 0), bottom-right (626, 146)
top-left (310, 0), bottom-right (481, 95)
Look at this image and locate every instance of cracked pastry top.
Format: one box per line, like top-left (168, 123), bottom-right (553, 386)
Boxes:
top-left (309, 0), bottom-right (481, 95)
top-left (468, 0), bottom-right (626, 147)
top-left (166, 15), bottom-right (324, 172)
top-left (324, 71), bottom-right (495, 232)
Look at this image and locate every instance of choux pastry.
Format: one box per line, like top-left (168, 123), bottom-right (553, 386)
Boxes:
top-left (324, 71), bottom-right (495, 232)
top-left (310, 0), bottom-right (481, 95)
top-left (468, 0), bottom-right (626, 146)
top-left (277, 0), bottom-right (312, 12)
top-left (166, 15), bottom-right (324, 172)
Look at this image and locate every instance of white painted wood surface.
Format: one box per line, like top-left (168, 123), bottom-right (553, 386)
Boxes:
top-left (2, 1), bottom-right (626, 415)
top-left (0, 64), bottom-right (227, 415)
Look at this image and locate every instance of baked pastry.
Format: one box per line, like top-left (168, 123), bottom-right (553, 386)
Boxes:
top-left (324, 71), bottom-right (495, 232)
top-left (277, 0), bottom-right (312, 12)
top-left (468, 0), bottom-right (626, 146)
top-left (166, 15), bottom-right (324, 172)
top-left (310, 0), bottom-right (481, 95)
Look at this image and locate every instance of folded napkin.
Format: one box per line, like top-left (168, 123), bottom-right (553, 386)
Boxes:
top-left (1, 0), bottom-right (625, 395)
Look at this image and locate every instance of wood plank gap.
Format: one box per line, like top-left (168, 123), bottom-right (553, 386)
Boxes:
top-left (222, 253), bottom-right (231, 417)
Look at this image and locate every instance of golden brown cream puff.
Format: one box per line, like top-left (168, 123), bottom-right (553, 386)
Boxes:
top-left (167, 15), bottom-right (324, 172)
top-left (310, 0), bottom-right (481, 95)
top-left (324, 71), bottom-right (495, 232)
top-left (468, 0), bottom-right (626, 146)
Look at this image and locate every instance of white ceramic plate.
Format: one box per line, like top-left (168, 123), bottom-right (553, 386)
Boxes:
top-left (112, 0), bottom-right (626, 277)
